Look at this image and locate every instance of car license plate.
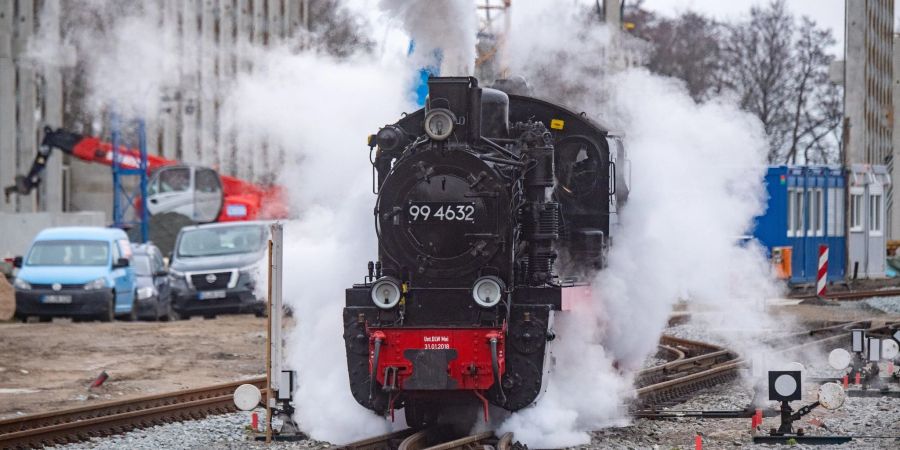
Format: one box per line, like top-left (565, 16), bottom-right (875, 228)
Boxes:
top-left (42, 295), bottom-right (72, 304)
top-left (198, 290), bottom-right (226, 300)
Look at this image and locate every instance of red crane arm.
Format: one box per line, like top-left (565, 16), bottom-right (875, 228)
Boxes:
top-left (68, 135), bottom-right (176, 171)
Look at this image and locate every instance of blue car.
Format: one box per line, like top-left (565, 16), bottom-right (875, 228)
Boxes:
top-left (13, 227), bottom-right (136, 322)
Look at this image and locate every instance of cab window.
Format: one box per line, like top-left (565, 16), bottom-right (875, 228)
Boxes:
top-left (195, 169), bottom-right (220, 193)
top-left (159, 168), bottom-right (191, 193)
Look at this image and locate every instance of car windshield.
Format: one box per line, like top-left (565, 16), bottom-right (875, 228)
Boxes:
top-left (26, 240), bottom-right (109, 266)
top-left (177, 225), bottom-right (265, 257)
top-left (134, 255), bottom-right (153, 276)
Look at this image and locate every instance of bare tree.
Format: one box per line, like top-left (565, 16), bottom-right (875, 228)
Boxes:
top-left (307, 0), bottom-right (375, 57)
top-left (785, 18), bottom-right (842, 164)
top-left (626, 6), bottom-right (725, 102)
top-left (722, 0), bottom-right (795, 162)
top-left (721, 0), bottom-right (841, 164)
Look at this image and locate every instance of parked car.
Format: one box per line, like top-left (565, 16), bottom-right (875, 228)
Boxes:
top-left (132, 242), bottom-right (175, 321)
top-left (13, 227), bottom-right (136, 322)
top-left (168, 221), bottom-right (268, 319)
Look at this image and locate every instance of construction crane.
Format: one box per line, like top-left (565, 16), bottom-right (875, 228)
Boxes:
top-left (4, 127), bottom-right (289, 223)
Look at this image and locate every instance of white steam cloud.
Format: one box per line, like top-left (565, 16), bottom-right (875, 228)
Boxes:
top-left (492, 4), bottom-right (788, 448)
top-left (24, 1), bottom-right (793, 447)
top-left (223, 49), bottom-right (413, 441)
top-left (27, 2), bottom-right (180, 118)
top-left (24, 0), bottom-right (415, 442)
top-left (378, 0), bottom-right (477, 76)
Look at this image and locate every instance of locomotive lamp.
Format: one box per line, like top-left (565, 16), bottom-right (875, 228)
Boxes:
top-left (472, 276), bottom-right (505, 307)
top-left (424, 108), bottom-right (455, 141)
top-left (371, 277), bottom-right (402, 309)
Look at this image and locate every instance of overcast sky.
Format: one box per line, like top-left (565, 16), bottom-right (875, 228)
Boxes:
top-left (639, 0), bottom-right (874, 57)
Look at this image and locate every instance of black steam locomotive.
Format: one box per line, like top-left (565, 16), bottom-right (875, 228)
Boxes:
top-left (343, 76), bottom-right (627, 426)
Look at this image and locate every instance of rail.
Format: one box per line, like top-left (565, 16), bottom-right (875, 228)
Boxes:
top-left (0, 376), bottom-right (266, 449)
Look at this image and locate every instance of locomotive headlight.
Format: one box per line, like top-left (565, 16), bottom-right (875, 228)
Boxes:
top-left (472, 276), bottom-right (505, 308)
top-left (371, 277), bottom-right (402, 309)
top-left (424, 108), bottom-right (455, 141)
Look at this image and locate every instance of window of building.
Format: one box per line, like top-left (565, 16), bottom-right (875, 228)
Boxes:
top-left (850, 191), bottom-right (864, 232)
top-left (833, 188), bottom-right (845, 236)
top-left (788, 188), bottom-right (804, 237)
top-left (809, 188), bottom-right (823, 236)
top-left (870, 193), bottom-right (883, 234)
top-left (787, 188), bottom-right (795, 237)
top-left (827, 188), bottom-right (836, 236)
top-left (788, 188), bottom-right (805, 237)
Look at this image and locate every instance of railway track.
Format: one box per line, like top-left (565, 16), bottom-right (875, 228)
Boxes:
top-left (634, 336), bottom-right (740, 409)
top-left (634, 321), bottom-right (899, 417)
top-left (0, 376), bottom-right (266, 449)
top-left (340, 427), bottom-right (516, 450)
top-left (338, 320), bottom-right (900, 447)
top-left (790, 287), bottom-right (900, 301)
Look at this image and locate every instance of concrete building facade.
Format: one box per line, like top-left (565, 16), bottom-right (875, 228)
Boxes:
top-left (845, 0), bottom-right (894, 170)
top-left (0, 0), bottom-right (310, 221)
top-left (844, 0), bottom-right (894, 278)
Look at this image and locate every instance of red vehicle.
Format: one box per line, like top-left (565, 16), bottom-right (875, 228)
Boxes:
top-left (5, 127), bottom-right (288, 223)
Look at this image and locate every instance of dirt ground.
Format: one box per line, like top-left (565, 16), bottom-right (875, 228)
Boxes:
top-left (0, 315), bottom-right (270, 420)
top-left (0, 298), bottom-right (897, 423)
top-left (0, 276), bottom-right (14, 321)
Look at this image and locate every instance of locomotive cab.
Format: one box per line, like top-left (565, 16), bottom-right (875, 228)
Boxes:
top-left (343, 76), bottom-right (622, 426)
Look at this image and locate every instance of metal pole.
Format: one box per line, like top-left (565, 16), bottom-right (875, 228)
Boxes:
top-left (111, 111), bottom-right (121, 227)
top-left (138, 119), bottom-right (149, 242)
top-left (265, 238), bottom-right (273, 443)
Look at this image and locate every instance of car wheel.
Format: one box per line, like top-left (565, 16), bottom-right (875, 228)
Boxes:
top-left (203, 314), bottom-right (216, 320)
top-left (38, 316), bottom-right (52, 323)
top-left (99, 295), bottom-right (114, 322)
top-left (163, 300), bottom-right (181, 321)
top-left (254, 307), bottom-right (267, 318)
top-left (128, 300), bottom-right (138, 321)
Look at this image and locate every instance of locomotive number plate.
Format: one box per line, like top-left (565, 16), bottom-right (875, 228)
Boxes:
top-left (407, 202), bottom-right (476, 223)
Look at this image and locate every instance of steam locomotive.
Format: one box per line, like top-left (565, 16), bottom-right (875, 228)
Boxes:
top-left (343, 76), bottom-right (628, 426)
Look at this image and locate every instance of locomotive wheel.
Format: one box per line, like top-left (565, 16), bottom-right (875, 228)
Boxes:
top-left (490, 353), bottom-right (543, 411)
top-left (404, 401), bottom-right (438, 428)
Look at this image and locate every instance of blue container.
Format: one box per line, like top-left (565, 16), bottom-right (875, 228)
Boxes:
top-left (753, 166), bottom-right (846, 283)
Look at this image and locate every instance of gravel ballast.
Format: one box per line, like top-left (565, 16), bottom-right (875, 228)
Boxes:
top-left (45, 310), bottom-right (900, 449)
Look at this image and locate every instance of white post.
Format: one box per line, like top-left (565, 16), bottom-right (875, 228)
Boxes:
top-left (270, 223), bottom-right (284, 397)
